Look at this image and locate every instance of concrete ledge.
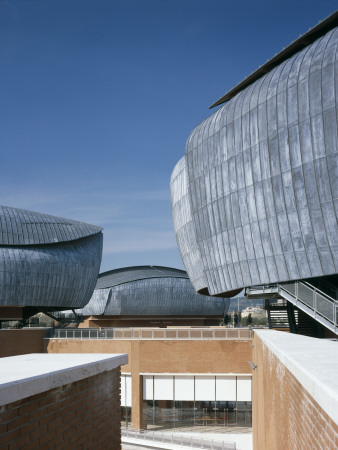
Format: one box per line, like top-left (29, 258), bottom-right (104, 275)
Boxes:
top-left (0, 353), bottom-right (128, 406)
top-left (254, 330), bottom-right (338, 425)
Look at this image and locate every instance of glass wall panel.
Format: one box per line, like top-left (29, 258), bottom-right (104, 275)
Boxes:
top-left (237, 401), bottom-right (252, 426)
top-left (142, 400), bottom-right (155, 429)
top-left (237, 376), bottom-right (252, 401)
top-left (141, 375), bottom-right (252, 430)
top-left (174, 401), bottom-right (195, 428)
top-left (174, 376), bottom-right (194, 401)
top-left (216, 376), bottom-right (236, 401)
top-left (194, 401), bottom-right (216, 426)
top-left (154, 376), bottom-right (174, 400)
top-left (143, 375), bottom-right (153, 400)
top-left (121, 374), bottom-right (132, 407)
top-left (121, 374), bottom-right (132, 428)
top-left (195, 376), bottom-right (215, 401)
top-left (126, 374), bottom-right (132, 407)
top-left (155, 400), bottom-right (175, 428)
top-left (121, 375), bottom-right (126, 406)
top-left (121, 406), bottom-right (131, 428)
top-left (215, 401), bottom-right (236, 426)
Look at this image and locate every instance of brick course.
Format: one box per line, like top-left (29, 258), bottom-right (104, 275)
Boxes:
top-left (0, 368), bottom-right (121, 449)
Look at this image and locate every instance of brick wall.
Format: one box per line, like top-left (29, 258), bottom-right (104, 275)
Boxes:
top-left (0, 368), bottom-right (121, 449)
top-left (46, 336), bottom-right (252, 430)
top-left (252, 332), bottom-right (338, 450)
top-left (0, 329), bottom-right (48, 358)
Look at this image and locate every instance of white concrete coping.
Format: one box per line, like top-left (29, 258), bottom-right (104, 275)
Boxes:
top-left (254, 330), bottom-right (338, 425)
top-left (0, 353), bottom-right (128, 407)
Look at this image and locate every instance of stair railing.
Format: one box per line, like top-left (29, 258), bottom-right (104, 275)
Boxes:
top-left (279, 281), bottom-right (337, 332)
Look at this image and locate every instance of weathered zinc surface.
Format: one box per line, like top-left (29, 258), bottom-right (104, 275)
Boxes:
top-left (0, 205), bottom-right (103, 308)
top-left (171, 24), bottom-right (338, 296)
top-left (171, 157), bottom-right (206, 293)
top-left (77, 265), bottom-right (228, 316)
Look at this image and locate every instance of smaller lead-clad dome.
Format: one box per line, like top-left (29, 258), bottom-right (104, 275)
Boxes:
top-left (76, 265), bottom-right (229, 318)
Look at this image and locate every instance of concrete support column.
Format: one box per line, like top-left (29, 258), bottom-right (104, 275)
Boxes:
top-left (130, 341), bottom-right (147, 430)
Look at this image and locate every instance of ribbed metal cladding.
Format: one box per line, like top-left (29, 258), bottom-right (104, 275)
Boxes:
top-left (0, 205), bottom-right (101, 245)
top-left (95, 265), bottom-right (188, 289)
top-left (171, 26), bottom-right (338, 297)
top-left (170, 157), bottom-right (207, 292)
top-left (77, 266), bottom-right (228, 316)
top-left (0, 206), bottom-right (103, 309)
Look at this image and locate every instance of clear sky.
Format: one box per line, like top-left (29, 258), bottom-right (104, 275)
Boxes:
top-left (0, 0), bottom-right (336, 273)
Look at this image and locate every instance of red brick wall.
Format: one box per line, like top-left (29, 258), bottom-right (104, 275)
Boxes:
top-left (252, 333), bottom-right (338, 450)
top-left (0, 368), bottom-right (121, 449)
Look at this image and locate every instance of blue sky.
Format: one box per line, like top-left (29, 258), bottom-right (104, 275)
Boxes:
top-left (0, 0), bottom-right (336, 273)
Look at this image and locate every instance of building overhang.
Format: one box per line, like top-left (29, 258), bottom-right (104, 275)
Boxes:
top-left (210, 11), bottom-right (338, 108)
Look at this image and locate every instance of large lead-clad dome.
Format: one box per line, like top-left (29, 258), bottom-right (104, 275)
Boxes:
top-left (77, 265), bottom-right (228, 317)
top-left (171, 17), bottom-right (338, 297)
top-left (0, 205), bottom-right (103, 310)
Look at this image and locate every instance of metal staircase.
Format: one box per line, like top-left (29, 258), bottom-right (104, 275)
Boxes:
top-left (246, 279), bottom-right (338, 335)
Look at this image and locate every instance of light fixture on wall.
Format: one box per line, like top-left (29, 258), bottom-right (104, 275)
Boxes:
top-left (249, 361), bottom-right (257, 370)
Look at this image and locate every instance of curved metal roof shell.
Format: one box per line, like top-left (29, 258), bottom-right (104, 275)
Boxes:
top-left (171, 23), bottom-right (338, 297)
top-left (95, 265), bottom-right (189, 289)
top-left (79, 266), bottom-right (229, 316)
top-left (0, 233), bottom-right (103, 308)
top-left (0, 205), bottom-right (102, 246)
top-left (0, 205), bottom-right (103, 309)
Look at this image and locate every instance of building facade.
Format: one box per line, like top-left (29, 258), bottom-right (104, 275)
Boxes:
top-left (46, 327), bottom-right (252, 431)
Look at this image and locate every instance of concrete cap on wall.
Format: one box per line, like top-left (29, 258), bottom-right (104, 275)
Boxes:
top-left (254, 330), bottom-right (338, 425)
top-left (0, 353), bottom-right (128, 406)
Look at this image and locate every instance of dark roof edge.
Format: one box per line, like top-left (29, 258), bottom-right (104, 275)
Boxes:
top-left (97, 265), bottom-right (187, 278)
top-left (96, 275), bottom-right (190, 290)
top-left (209, 11), bottom-right (338, 109)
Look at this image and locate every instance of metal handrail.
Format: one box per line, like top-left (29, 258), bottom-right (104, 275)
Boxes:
top-left (246, 281), bottom-right (338, 333)
top-left (49, 327), bottom-right (252, 340)
top-left (301, 280), bottom-right (336, 302)
top-left (280, 281), bottom-right (337, 326)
